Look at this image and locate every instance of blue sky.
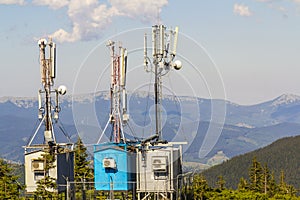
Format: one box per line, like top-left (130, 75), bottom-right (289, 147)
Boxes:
top-left (0, 0), bottom-right (300, 105)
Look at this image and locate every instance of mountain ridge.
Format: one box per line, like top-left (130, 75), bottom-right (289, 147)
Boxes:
top-left (2, 92), bottom-right (300, 163)
top-left (2, 92), bottom-right (300, 108)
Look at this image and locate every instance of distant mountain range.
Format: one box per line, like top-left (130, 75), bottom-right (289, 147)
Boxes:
top-left (1, 92), bottom-right (300, 163)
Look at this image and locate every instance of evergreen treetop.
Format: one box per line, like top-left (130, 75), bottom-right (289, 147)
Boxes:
top-left (0, 158), bottom-right (24, 199)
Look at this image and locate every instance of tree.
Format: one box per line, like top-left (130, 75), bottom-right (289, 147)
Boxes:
top-left (249, 157), bottom-right (263, 192)
top-left (268, 171), bottom-right (278, 197)
top-left (238, 177), bottom-right (248, 191)
top-left (216, 176), bottom-right (226, 190)
top-left (192, 157), bottom-right (300, 199)
top-left (278, 170), bottom-right (296, 196)
top-left (0, 158), bottom-right (23, 199)
top-left (193, 174), bottom-right (210, 200)
top-left (262, 164), bottom-right (271, 194)
top-left (34, 149), bottom-right (57, 199)
top-left (74, 137), bottom-right (93, 192)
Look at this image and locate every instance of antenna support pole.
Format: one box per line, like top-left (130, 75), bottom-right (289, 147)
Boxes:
top-left (37, 38), bottom-right (63, 146)
top-left (145, 25), bottom-right (181, 141)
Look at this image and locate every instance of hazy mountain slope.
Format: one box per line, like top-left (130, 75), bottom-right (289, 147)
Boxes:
top-left (2, 93), bottom-right (300, 128)
top-left (0, 115), bottom-right (78, 162)
top-left (2, 93), bottom-right (300, 163)
top-left (184, 122), bottom-right (300, 162)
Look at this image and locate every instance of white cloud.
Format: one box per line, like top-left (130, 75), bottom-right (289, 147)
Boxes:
top-left (278, 6), bottom-right (287, 12)
top-left (32, 0), bottom-right (69, 9)
top-left (110, 0), bottom-right (168, 22)
top-left (234, 4), bottom-right (253, 17)
top-left (1, 0), bottom-right (168, 42)
top-left (47, 0), bottom-right (168, 43)
top-left (0, 0), bottom-right (25, 5)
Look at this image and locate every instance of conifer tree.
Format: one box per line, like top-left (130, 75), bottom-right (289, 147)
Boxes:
top-left (0, 158), bottom-right (23, 199)
top-left (278, 170), bottom-right (296, 196)
top-left (34, 149), bottom-right (57, 199)
top-left (268, 171), bottom-right (278, 197)
top-left (74, 137), bottom-right (93, 192)
top-left (262, 163), bottom-right (271, 194)
top-left (193, 174), bottom-right (210, 200)
top-left (278, 170), bottom-right (289, 195)
top-left (249, 157), bottom-right (263, 192)
top-left (216, 175), bottom-right (226, 190)
top-left (238, 177), bottom-right (248, 191)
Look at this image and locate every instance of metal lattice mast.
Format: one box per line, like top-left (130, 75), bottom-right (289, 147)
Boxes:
top-left (35, 38), bottom-right (67, 148)
top-left (107, 41), bottom-right (129, 143)
top-left (38, 39), bottom-right (56, 144)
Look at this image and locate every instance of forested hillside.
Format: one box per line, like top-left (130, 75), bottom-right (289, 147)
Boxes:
top-left (202, 135), bottom-right (300, 189)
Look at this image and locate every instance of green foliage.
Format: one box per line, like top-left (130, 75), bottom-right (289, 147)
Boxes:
top-left (74, 137), bottom-right (93, 192)
top-left (206, 190), bottom-right (269, 200)
top-left (238, 177), bottom-right (248, 191)
top-left (249, 157), bottom-right (263, 192)
top-left (193, 174), bottom-right (211, 199)
top-left (216, 176), bottom-right (226, 190)
top-left (34, 175), bottom-right (57, 199)
top-left (278, 170), bottom-right (297, 196)
top-left (0, 158), bottom-right (24, 199)
top-left (34, 149), bottom-right (57, 199)
top-left (267, 171), bottom-right (278, 196)
top-left (191, 157), bottom-right (300, 199)
top-left (202, 135), bottom-right (300, 190)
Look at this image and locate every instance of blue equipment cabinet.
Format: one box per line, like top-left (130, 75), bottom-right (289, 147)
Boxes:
top-left (94, 143), bottom-right (136, 191)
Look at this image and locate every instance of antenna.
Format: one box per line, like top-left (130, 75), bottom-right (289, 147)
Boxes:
top-left (144, 25), bottom-right (182, 141)
top-left (24, 38), bottom-right (74, 196)
top-left (107, 41), bottom-right (129, 143)
top-left (37, 38), bottom-right (66, 146)
top-left (172, 27), bottom-right (179, 56)
top-left (50, 41), bottom-right (56, 79)
top-left (156, 6), bottom-right (160, 25)
top-left (144, 33), bottom-right (148, 68)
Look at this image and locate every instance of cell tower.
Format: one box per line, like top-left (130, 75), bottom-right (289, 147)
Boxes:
top-left (136, 25), bottom-right (184, 200)
top-left (94, 41), bottom-right (136, 199)
top-left (107, 40), bottom-right (129, 143)
top-left (24, 38), bottom-right (74, 195)
top-left (144, 25), bottom-right (182, 141)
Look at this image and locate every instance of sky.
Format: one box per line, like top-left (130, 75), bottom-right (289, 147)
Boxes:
top-left (0, 0), bottom-right (300, 105)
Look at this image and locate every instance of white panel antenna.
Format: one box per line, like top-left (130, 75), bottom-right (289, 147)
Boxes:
top-left (50, 42), bottom-right (56, 79)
